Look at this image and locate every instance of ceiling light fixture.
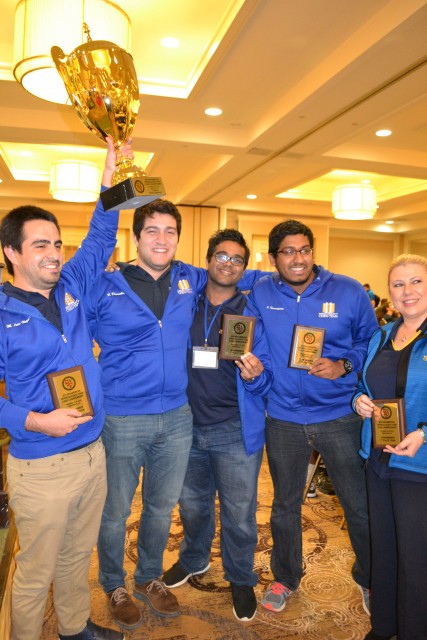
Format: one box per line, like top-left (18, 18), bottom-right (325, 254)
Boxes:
top-left (205, 107), bottom-right (222, 117)
top-left (49, 160), bottom-right (100, 203)
top-left (375, 129), bottom-right (392, 137)
top-left (161, 37), bottom-right (180, 49)
top-left (13, 0), bottom-right (131, 104)
top-left (246, 194), bottom-right (257, 199)
top-left (332, 184), bottom-right (377, 220)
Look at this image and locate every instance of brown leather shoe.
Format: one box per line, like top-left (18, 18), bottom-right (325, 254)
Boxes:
top-left (134, 579), bottom-right (181, 618)
top-left (107, 586), bottom-right (143, 630)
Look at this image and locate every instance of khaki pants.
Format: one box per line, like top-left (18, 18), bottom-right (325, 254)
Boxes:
top-left (7, 439), bottom-right (107, 640)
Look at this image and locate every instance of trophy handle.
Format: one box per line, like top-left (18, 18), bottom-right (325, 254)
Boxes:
top-left (51, 46), bottom-right (69, 86)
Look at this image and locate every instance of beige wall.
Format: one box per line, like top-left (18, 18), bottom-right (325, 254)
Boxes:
top-left (328, 236), bottom-right (398, 301)
top-left (409, 241), bottom-right (427, 256)
top-left (175, 205), bottom-right (220, 266)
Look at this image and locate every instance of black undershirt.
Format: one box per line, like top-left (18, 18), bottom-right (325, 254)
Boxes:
top-left (3, 281), bottom-right (62, 332)
top-left (187, 291), bottom-right (245, 425)
top-left (118, 261), bottom-right (172, 320)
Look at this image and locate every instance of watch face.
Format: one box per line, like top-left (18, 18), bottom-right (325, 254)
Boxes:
top-left (344, 359), bottom-right (353, 374)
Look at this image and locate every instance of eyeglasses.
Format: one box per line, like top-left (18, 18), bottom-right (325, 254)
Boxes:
top-left (276, 247), bottom-right (313, 257)
top-left (214, 252), bottom-right (245, 266)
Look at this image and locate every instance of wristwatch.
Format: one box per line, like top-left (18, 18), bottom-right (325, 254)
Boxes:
top-left (341, 359), bottom-right (353, 377)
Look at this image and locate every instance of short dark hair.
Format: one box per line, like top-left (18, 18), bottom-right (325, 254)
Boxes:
top-left (206, 228), bottom-right (250, 267)
top-left (268, 219), bottom-right (314, 255)
top-left (133, 199), bottom-right (182, 239)
top-left (0, 205), bottom-right (60, 276)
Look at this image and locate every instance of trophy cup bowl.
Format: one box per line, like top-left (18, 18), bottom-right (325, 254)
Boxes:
top-left (51, 29), bottom-right (165, 210)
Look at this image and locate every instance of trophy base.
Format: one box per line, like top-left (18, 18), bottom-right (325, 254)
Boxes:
top-left (100, 176), bottom-right (165, 211)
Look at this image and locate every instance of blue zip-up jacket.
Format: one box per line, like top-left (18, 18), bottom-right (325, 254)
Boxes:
top-left (246, 266), bottom-right (378, 423)
top-left (85, 266), bottom-right (266, 416)
top-left (0, 196), bottom-right (119, 459)
top-left (354, 321), bottom-right (427, 475)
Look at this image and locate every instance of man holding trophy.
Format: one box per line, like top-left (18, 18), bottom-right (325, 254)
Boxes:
top-left (0, 137), bottom-right (128, 640)
top-left (1, 20), bottom-right (150, 640)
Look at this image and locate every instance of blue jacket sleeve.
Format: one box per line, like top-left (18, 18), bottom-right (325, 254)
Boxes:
top-left (241, 306), bottom-right (273, 395)
top-left (60, 190), bottom-right (119, 298)
top-left (345, 287), bottom-right (378, 372)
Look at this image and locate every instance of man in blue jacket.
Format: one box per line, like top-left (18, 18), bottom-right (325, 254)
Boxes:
top-left (245, 219), bottom-right (378, 614)
top-left (85, 201), bottom-right (266, 630)
top-left (162, 229), bottom-right (272, 622)
top-left (0, 139), bottom-right (127, 640)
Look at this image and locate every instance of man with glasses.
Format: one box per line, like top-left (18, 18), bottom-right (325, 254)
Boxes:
top-left (245, 219), bottom-right (377, 614)
top-left (162, 229), bottom-right (272, 622)
top-left (84, 203), bottom-right (266, 631)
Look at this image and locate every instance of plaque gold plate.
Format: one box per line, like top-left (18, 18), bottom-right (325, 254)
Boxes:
top-left (372, 398), bottom-right (406, 448)
top-left (289, 325), bottom-right (325, 370)
top-left (219, 314), bottom-right (256, 360)
top-left (46, 365), bottom-right (94, 417)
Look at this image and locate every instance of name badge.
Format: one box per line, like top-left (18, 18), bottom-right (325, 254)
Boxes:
top-left (192, 346), bottom-right (219, 369)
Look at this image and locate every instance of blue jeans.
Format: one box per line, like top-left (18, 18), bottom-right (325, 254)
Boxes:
top-left (266, 413), bottom-right (370, 591)
top-left (98, 403), bottom-right (193, 592)
top-left (178, 420), bottom-right (263, 585)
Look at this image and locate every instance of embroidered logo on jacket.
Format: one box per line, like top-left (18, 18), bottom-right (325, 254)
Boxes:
top-left (318, 302), bottom-right (338, 318)
top-left (107, 291), bottom-right (125, 297)
top-left (64, 292), bottom-right (80, 312)
top-left (177, 279), bottom-right (193, 294)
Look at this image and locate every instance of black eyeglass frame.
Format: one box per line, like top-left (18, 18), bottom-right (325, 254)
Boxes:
top-left (214, 252), bottom-right (245, 266)
top-left (275, 247), bottom-right (313, 257)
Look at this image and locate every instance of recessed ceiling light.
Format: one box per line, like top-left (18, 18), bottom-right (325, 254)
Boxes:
top-left (246, 194), bottom-right (257, 199)
top-left (385, 220), bottom-right (394, 224)
top-left (375, 129), bottom-right (392, 137)
top-left (205, 107), bottom-right (222, 117)
top-left (161, 37), bottom-right (180, 49)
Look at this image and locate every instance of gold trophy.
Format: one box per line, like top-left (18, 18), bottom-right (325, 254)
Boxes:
top-left (51, 24), bottom-right (165, 211)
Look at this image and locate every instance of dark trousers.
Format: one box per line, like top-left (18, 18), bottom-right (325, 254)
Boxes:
top-left (367, 462), bottom-right (427, 640)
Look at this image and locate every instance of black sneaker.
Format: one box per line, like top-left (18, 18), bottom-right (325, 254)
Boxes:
top-left (162, 560), bottom-right (210, 588)
top-left (230, 583), bottom-right (257, 622)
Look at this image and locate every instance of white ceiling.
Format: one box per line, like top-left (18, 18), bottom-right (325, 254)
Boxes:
top-left (1, 0), bottom-right (427, 240)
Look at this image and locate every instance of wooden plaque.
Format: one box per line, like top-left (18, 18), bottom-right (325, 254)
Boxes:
top-left (46, 365), bottom-right (94, 417)
top-left (372, 398), bottom-right (406, 448)
top-left (219, 314), bottom-right (256, 360)
top-left (289, 325), bottom-right (325, 370)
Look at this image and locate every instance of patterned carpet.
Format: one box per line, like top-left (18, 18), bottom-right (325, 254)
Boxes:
top-left (41, 453), bottom-right (370, 639)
